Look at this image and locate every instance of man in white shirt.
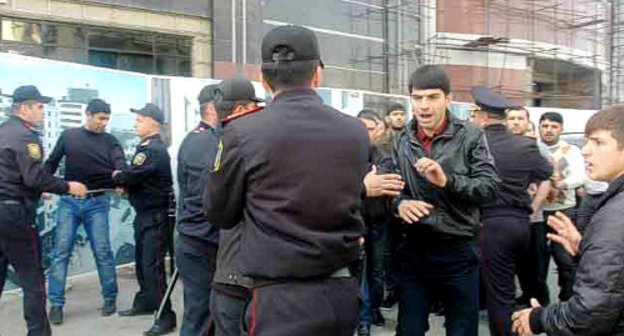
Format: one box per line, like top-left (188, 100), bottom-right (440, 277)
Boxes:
top-left (538, 112), bottom-right (586, 301)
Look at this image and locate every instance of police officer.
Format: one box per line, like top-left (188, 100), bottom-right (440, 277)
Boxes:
top-left (114, 103), bottom-right (176, 336)
top-left (204, 26), bottom-right (370, 336)
top-left (175, 83), bottom-right (222, 336)
top-left (207, 78), bottom-right (263, 336)
top-left (0, 85), bottom-right (87, 336)
top-left (471, 86), bottom-right (553, 336)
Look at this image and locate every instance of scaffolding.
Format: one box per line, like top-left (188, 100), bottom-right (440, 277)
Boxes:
top-left (419, 0), bottom-right (612, 108)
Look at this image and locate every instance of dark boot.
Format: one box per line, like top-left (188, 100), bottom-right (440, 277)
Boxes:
top-left (100, 299), bottom-right (117, 316)
top-left (49, 306), bottom-right (64, 325)
top-left (143, 311), bottom-right (176, 336)
top-left (370, 309), bottom-right (385, 326)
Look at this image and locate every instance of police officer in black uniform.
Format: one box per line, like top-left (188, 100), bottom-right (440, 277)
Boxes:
top-left (175, 83), bottom-right (222, 336)
top-left (207, 78), bottom-right (264, 336)
top-left (0, 85), bottom-right (88, 336)
top-left (114, 103), bottom-right (176, 336)
top-left (470, 86), bottom-right (553, 336)
top-left (204, 25), bottom-right (370, 336)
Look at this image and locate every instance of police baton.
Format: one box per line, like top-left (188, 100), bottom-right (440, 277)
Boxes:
top-left (153, 266), bottom-right (179, 323)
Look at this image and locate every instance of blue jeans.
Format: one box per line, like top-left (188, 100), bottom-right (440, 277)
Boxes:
top-left (397, 241), bottom-right (480, 336)
top-left (48, 195), bottom-right (118, 307)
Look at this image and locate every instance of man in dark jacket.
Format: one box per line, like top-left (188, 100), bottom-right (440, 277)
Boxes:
top-left (470, 86), bottom-right (553, 336)
top-left (207, 78), bottom-right (263, 336)
top-left (204, 25), bottom-right (370, 336)
top-left (512, 105), bottom-right (624, 336)
top-left (392, 65), bottom-right (499, 336)
top-left (175, 83), bottom-right (222, 336)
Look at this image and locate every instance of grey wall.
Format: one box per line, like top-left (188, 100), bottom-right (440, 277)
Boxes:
top-left (68, 0), bottom-right (212, 18)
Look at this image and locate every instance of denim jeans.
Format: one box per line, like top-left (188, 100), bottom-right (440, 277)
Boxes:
top-left (48, 195), bottom-right (118, 307)
top-left (397, 241), bottom-right (480, 336)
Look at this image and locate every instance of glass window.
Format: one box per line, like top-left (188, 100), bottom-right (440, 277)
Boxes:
top-left (156, 36), bottom-right (192, 56)
top-left (89, 31), bottom-right (154, 54)
top-left (1, 17), bottom-right (194, 76)
top-left (156, 55), bottom-right (191, 76)
top-left (2, 20), bottom-right (42, 44)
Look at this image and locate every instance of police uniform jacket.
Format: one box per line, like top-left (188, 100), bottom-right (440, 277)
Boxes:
top-left (177, 121), bottom-right (220, 246)
top-left (115, 133), bottom-right (172, 212)
top-left (0, 115), bottom-right (68, 210)
top-left (203, 87), bottom-right (370, 280)
top-left (482, 124), bottom-right (553, 213)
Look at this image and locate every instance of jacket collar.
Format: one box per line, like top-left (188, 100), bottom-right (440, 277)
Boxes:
top-left (596, 174), bottom-right (624, 209)
top-left (9, 115), bottom-right (39, 134)
top-left (405, 110), bottom-right (459, 143)
top-left (272, 87), bottom-right (321, 104)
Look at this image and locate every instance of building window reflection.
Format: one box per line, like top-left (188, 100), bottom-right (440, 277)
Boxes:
top-left (0, 17), bottom-right (193, 76)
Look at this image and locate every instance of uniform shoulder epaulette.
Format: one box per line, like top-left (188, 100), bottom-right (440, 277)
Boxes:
top-left (193, 126), bottom-right (207, 133)
top-left (221, 106), bottom-right (264, 125)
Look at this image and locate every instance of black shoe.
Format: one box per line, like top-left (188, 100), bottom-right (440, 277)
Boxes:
top-left (430, 300), bottom-right (445, 316)
top-left (381, 292), bottom-right (398, 309)
top-left (49, 306), bottom-right (63, 325)
top-left (118, 307), bottom-right (154, 317)
top-left (100, 299), bottom-right (116, 316)
top-left (143, 319), bottom-right (176, 336)
top-left (370, 309), bottom-right (385, 326)
top-left (357, 324), bottom-right (370, 336)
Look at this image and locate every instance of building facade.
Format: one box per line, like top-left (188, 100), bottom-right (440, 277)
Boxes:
top-left (0, 0), bottom-right (211, 77)
top-left (0, 0), bottom-right (613, 109)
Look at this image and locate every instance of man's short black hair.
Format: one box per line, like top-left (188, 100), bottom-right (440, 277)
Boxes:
top-left (261, 59), bottom-right (320, 92)
top-left (539, 112), bottom-right (564, 125)
top-left (386, 104), bottom-right (406, 116)
top-left (408, 65), bottom-right (451, 95)
top-left (214, 96), bottom-right (252, 120)
top-left (357, 109), bottom-right (381, 124)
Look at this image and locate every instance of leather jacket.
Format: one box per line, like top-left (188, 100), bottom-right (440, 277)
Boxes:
top-left (391, 115), bottom-right (499, 241)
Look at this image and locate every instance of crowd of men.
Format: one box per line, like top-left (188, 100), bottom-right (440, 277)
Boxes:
top-left (1, 24), bottom-right (624, 336)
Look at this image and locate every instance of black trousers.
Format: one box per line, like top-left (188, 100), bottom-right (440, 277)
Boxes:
top-left (0, 203), bottom-right (51, 336)
top-left (211, 289), bottom-right (247, 336)
top-left (176, 236), bottom-right (218, 336)
top-left (517, 221), bottom-right (551, 306)
top-left (366, 226), bottom-right (385, 311)
top-left (544, 208), bottom-right (577, 302)
top-left (131, 208), bottom-right (175, 323)
top-left (481, 209), bottom-right (530, 336)
top-left (384, 220), bottom-right (402, 296)
top-left (243, 277), bottom-right (359, 336)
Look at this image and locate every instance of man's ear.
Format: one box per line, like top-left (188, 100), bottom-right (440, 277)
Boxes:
top-left (260, 72), bottom-right (275, 97)
top-left (310, 65), bottom-right (323, 89)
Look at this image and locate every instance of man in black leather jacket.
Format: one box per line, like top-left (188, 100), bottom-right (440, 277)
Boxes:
top-left (512, 105), bottom-right (624, 336)
top-left (392, 65), bottom-right (499, 336)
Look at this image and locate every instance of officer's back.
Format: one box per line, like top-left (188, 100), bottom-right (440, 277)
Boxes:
top-left (232, 87), bottom-right (368, 279)
top-left (205, 26), bottom-right (370, 281)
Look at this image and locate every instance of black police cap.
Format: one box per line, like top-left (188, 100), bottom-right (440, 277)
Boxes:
top-left (11, 85), bottom-right (52, 104)
top-left (470, 85), bottom-right (521, 116)
top-left (86, 99), bottom-right (111, 114)
top-left (198, 84), bottom-right (220, 105)
top-left (261, 25), bottom-right (324, 67)
top-left (217, 78), bottom-right (264, 103)
top-left (130, 103), bottom-right (165, 124)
